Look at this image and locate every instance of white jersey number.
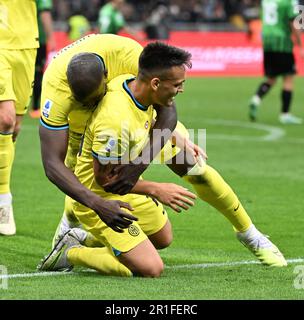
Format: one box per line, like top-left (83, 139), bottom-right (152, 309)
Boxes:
top-left (263, 2), bottom-right (278, 26)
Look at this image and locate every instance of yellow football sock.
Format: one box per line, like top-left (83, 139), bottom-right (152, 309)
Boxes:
top-left (67, 246), bottom-right (132, 277)
top-left (0, 134), bottom-right (15, 194)
top-left (184, 164), bottom-right (252, 232)
top-left (63, 196), bottom-right (104, 247)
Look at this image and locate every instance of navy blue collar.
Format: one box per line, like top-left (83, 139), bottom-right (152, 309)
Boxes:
top-left (123, 78), bottom-right (149, 111)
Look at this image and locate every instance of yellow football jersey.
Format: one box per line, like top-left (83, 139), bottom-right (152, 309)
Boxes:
top-left (74, 74), bottom-right (153, 200)
top-left (0, 0), bottom-right (39, 49)
top-left (73, 74), bottom-right (168, 252)
top-left (40, 34), bottom-right (143, 133)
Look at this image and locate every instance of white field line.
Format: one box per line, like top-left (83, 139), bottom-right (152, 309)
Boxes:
top-left (1, 258), bottom-right (304, 280)
top-left (166, 258), bottom-right (304, 269)
top-left (0, 271), bottom-right (72, 280)
top-left (205, 119), bottom-right (285, 142)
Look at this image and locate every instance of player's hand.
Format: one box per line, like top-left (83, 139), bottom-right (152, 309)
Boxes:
top-left (103, 163), bottom-right (147, 195)
top-left (171, 131), bottom-right (208, 162)
top-left (93, 199), bottom-right (137, 232)
top-left (152, 183), bottom-right (197, 213)
top-left (185, 139), bottom-right (208, 162)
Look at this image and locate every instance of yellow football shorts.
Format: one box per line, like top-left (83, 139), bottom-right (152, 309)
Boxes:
top-left (73, 193), bottom-right (168, 254)
top-left (0, 49), bottom-right (36, 115)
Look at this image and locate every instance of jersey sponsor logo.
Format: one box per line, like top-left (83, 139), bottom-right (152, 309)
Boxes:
top-left (42, 99), bottom-right (53, 118)
top-left (144, 120), bottom-right (149, 129)
top-left (128, 224), bottom-right (140, 237)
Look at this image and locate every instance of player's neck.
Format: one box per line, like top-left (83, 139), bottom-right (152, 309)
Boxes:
top-left (128, 79), bottom-right (152, 108)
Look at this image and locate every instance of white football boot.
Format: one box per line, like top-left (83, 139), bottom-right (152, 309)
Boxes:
top-left (236, 224), bottom-right (287, 267)
top-left (37, 228), bottom-right (84, 272)
top-left (0, 204), bottom-right (16, 236)
top-left (279, 113), bottom-right (303, 125)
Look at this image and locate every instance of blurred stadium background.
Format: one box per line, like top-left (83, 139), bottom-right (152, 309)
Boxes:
top-left (48, 0), bottom-right (304, 76)
top-left (52, 0), bottom-right (301, 28)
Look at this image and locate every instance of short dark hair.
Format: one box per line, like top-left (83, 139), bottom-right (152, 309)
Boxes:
top-left (138, 42), bottom-right (192, 80)
top-left (66, 52), bottom-right (105, 100)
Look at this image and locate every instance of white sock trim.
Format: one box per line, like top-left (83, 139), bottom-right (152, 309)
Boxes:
top-left (186, 161), bottom-right (206, 176)
top-left (251, 95), bottom-right (261, 106)
top-left (0, 193), bottom-right (12, 206)
top-left (237, 224), bottom-right (260, 239)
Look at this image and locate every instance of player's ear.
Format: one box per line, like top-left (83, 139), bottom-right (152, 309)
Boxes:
top-left (151, 78), bottom-right (160, 91)
top-left (103, 68), bottom-right (108, 79)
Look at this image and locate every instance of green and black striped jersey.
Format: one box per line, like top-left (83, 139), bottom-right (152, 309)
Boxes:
top-left (262, 0), bottom-right (299, 52)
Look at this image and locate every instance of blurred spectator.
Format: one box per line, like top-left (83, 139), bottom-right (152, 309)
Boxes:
top-left (144, 1), bottom-right (171, 39)
top-left (201, 0), bottom-right (226, 22)
top-left (30, 0), bottom-right (56, 119)
top-left (68, 10), bottom-right (91, 40)
top-left (51, 0), bottom-right (264, 29)
top-left (98, 0), bottom-right (143, 40)
top-left (170, 0), bottom-right (204, 22)
top-left (52, 0), bottom-right (102, 22)
top-left (52, 0), bottom-right (70, 21)
top-left (98, 0), bottom-right (125, 34)
top-left (223, 0), bottom-right (246, 29)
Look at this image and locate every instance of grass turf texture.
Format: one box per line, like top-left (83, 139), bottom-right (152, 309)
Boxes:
top-left (1, 77), bottom-right (304, 300)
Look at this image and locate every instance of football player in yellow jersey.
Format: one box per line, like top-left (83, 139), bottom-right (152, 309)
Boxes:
top-left (0, 0), bottom-right (38, 235)
top-left (39, 34), bottom-right (188, 242)
top-left (38, 43), bottom-right (195, 277)
top-left (38, 42), bottom-right (287, 277)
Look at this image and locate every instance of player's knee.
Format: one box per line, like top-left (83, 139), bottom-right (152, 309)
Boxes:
top-left (13, 123), bottom-right (21, 141)
top-left (132, 254), bottom-right (164, 278)
top-left (155, 233), bottom-right (173, 249)
top-left (141, 260), bottom-right (164, 278)
top-left (150, 221), bottom-right (173, 249)
top-left (0, 113), bottom-right (15, 132)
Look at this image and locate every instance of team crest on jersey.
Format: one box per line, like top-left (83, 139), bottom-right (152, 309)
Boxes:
top-left (144, 121), bottom-right (149, 129)
top-left (42, 100), bottom-right (53, 118)
top-left (128, 224), bottom-right (140, 237)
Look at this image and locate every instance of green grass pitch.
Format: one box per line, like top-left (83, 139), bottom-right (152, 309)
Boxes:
top-left (1, 77), bottom-right (304, 300)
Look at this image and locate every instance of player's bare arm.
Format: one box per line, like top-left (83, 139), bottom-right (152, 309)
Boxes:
top-left (131, 180), bottom-right (197, 213)
top-left (103, 103), bottom-right (177, 195)
top-left (39, 126), bottom-right (137, 232)
top-left (94, 157), bottom-right (196, 213)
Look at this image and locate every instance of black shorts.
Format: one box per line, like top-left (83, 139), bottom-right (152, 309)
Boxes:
top-left (263, 51), bottom-right (296, 77)
top-left (35, 44), bottom-right (47, 70)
